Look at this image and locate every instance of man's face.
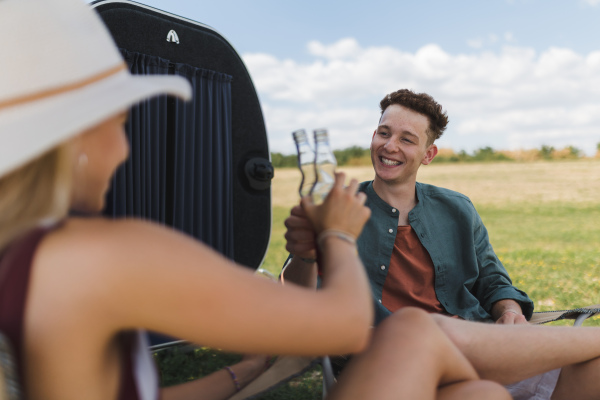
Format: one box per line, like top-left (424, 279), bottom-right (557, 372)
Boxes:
top-left (370, 104), bottom-right (437, 186)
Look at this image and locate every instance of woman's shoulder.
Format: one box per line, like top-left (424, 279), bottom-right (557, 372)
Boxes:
top-left (37, 216), bottom-right (208, 281)
top-left (44, 217), bottom-right (165, 254)
top-left (54, 216), bottom-right (156, 237)
top-left (33, 217), bottom-right (170, 289)
top-left (28, 217), bottom-right (179, 331)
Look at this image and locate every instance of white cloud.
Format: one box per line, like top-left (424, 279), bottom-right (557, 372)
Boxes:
top-left (307, 38), bottom-right (361, 59)
top-left (582, 0), bottom-right (600, 5)
top-left (467, 38), bottom-right (484, 49)
top-left (243, 39), bottom-right (600, 155)
top-left (467, 32), bottom-right (515, 50)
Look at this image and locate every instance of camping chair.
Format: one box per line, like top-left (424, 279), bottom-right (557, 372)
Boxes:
top-left (530, 304), bottom-right (600, 326)
top-left (0, 331), bottom-right (21, 400)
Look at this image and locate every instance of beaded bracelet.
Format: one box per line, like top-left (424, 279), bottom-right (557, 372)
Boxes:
top-left (316, 229), bottom-right (357, 250)
top-left (224, 366), bottom-right (241, 392)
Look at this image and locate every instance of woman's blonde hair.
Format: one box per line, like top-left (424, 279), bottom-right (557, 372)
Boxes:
top-left (0, 143), bottom-right (73, 251)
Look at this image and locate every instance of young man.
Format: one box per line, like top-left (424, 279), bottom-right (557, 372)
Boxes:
top-left (282, 89), bottom-right (600, 400)
top-left (284, 89), bottom-right (532, 325)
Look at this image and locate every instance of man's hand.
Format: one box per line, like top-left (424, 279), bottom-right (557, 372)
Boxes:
top-left (492, 299), bottom-right (528, 325)
top-left (284, 205), bottom-right (317, 260)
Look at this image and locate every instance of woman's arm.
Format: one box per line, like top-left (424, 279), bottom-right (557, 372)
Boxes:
top-left (34, 173), bottom-right (372, 358)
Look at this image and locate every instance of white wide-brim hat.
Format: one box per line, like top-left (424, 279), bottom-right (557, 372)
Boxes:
top-left (0, 0), bottom-right (192, 179)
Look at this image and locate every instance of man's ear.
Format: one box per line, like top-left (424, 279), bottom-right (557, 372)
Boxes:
top-left (421, 144), bottom-right (438, 165)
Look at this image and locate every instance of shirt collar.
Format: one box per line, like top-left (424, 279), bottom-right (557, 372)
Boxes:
top-left (364, 181), bottom-right (402, 218)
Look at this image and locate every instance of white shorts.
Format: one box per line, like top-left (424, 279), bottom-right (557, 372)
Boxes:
top-left (504, 369), bottom-right (561, 400)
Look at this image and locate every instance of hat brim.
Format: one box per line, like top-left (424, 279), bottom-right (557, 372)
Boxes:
top-left (0, 69), bottom-right (192, 178)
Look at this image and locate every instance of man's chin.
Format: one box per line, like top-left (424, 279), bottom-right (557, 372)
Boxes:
top-left (374, 170), bottom-right (416, 187)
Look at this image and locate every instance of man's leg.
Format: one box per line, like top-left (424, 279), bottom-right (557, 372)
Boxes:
top-left (551, 357), bottom-right (600, 400)
top-left (432, 314), bottom-right (600, 385)
top-left (438, 381), bottom-right (511, 400)
top-left (328, 308), bottom-right (510, 400)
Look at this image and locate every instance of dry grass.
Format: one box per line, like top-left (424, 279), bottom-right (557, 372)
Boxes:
top-left (272, 160), bottom-right (600, 208)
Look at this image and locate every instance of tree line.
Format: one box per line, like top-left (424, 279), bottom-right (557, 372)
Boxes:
top-left (270, 144), bottom-right (600, 168)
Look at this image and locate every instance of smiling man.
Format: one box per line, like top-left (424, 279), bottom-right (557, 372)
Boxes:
top-left (358, 89), bottom-right (533, 324)
top-left (284, 88), bottom-right (533, 325)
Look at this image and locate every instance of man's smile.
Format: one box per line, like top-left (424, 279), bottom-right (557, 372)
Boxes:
top-left (379, 156), bottom-right (403, 167)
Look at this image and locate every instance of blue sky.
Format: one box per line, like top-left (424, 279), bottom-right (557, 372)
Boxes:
top-left (95, 0), bottom-right (600, 155)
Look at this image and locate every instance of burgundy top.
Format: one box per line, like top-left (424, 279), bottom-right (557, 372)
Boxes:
top-left (0, 227), bottom-right (146, 399)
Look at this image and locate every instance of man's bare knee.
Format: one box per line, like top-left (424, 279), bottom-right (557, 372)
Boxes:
top-left (430, 314), bottom-right (474, 350)
top-left (378, 307), bottom-right (435, 339)
top-left (375, 308), bottom-right (451, 356)
top-left (439, 380), bottom-right (511, 400)
top-left (466, 380), bottom-right (511, 400)
top-left (387, 307), bottom-right (432, 326)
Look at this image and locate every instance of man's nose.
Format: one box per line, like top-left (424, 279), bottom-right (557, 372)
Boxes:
top-left (384, 138), bottom-right (399, 152)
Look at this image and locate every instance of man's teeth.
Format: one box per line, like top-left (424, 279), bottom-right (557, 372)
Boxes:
top-left (381, 157), bottom-right (401, 166)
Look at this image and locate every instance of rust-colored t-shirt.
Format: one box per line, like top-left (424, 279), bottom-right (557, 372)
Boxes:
top-left (381, 225), bottom-right (446, 314)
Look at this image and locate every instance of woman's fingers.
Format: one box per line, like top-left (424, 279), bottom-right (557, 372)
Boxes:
top-left (333, 171), bottom-right (346, 188)
top-left (345, 178), bottom-right (359, 195)
top-left (356, 191), bottom-right (367, 205)
top-left (297, 172), bottom-right (371, 238)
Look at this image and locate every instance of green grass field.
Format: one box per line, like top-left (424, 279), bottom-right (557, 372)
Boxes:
top-left (158, 160), bottom-right (600, 397)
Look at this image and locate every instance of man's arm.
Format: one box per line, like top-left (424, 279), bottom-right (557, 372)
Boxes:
top-left (282, 256), bottom-right (318, 288)
top-left (491, 299), bottom-right (528, 325)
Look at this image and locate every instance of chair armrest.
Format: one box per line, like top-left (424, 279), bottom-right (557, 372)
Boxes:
top-left (529, 304), bottom-right (600, 325)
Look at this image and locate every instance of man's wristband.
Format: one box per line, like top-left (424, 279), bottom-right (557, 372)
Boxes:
top-left (292, 255), bottom-right (316, 264)
top-left (500, 310), bottom-right (520, 317)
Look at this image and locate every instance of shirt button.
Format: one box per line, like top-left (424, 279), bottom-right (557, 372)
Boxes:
top-left (391, 208), bottom-right (397, 213)
top-left (388, 228), bottom-right (393, 233)
top-left (380, 265), bottom-right (386, 270)
top-left (378, 299), bottom-right (382, 303)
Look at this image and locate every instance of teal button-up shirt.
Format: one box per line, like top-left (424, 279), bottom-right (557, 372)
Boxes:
top-left (359, 180), bottom-right (534, 323)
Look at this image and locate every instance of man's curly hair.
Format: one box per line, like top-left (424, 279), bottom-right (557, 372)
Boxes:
top-left (379, 89), bottom-right (449, 145)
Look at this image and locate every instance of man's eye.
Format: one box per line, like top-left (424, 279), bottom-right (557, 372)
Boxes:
top-left (402, 138), bottom-right (413, 143)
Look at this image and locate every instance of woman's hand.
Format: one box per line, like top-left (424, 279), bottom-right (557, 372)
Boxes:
top-left (301, 172), bottom-right (370, 239)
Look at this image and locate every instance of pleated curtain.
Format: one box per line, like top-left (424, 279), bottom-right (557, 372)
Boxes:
top-left (104, 49), bottom-right (234, 259)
